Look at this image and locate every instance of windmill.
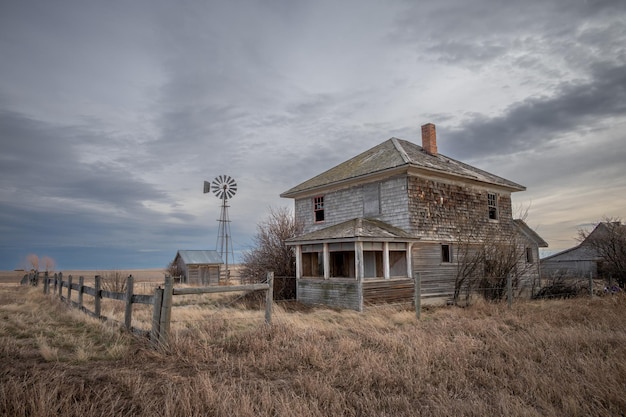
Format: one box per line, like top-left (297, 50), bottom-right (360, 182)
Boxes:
top-left (203, 175), bottom-right (237, 281)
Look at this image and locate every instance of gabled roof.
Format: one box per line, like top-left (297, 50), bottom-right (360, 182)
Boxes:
top-left (286, 217), bottom-right (419, 244)
top-left (175, 250), bottom-right (223, 265)
top-left (541, 222), bottom-right (624, 262)
top-left (514, 219), bottom-right (548, 247)
top-left (281, 137), bottom-right (525, 198)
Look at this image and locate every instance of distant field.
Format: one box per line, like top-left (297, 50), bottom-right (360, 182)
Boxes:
top-left (0, 269), bottom-right (166, 285)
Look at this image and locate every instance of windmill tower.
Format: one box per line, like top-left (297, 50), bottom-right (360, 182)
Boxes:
top-left (203, 175), bottom-right (237, 281)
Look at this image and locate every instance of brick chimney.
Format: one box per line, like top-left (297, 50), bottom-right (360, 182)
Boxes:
top-left (421, 123), bottom-right (437, 155)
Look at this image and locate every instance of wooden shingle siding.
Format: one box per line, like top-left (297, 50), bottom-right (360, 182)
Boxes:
top-left (296, 176), bottom-right (410, 235)
top-left (407, 176), bottom-right (514, 240)
top-left (297, 279), bottom-right (361, 311)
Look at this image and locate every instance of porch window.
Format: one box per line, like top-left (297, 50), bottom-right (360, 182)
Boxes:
top-left (488, 193), bottom-right (498, 220)
top-left (330, 251), bottom-right (355, 278)
top-left (363, 251), bottom-right (383, 278)
top-left (313, 196), bottom-right (325, 222)
top-left (389, 251), bottom-right (408, 276)
top-left (302, 244), bottom-right (324, 277)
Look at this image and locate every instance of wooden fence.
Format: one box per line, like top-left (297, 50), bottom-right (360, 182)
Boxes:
top-left (40, 271), bottom-right (274, 347)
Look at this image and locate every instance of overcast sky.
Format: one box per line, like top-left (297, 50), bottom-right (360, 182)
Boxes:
top-left (1, 0), bottom-right (625, 270)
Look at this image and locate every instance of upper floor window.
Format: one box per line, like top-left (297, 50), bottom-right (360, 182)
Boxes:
top-left (526, 247), bottom-right (534, 263)
top-left (313, 196), bottom-right (325, 222)
top-left (488, 193), bottom-right (498, 220)
top-left (363, 183), bottom-right (381, 217)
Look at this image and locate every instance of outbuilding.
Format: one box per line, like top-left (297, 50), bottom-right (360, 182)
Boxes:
top-left (173, 250), bottom-right (223, 285)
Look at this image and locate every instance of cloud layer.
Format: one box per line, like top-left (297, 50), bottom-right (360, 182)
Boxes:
top-left (1, 0), bottom-right (624, 269)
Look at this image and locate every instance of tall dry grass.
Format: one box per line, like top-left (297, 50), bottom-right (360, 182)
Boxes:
top-left (1, 286), bottom-right (625, 416)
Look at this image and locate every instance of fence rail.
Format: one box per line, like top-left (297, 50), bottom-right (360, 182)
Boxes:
top-left (38, 271), bottom-right (274, 347)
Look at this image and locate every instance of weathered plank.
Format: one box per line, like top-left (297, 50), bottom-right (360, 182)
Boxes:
top-left (173, 283), bottom-right (269, 295)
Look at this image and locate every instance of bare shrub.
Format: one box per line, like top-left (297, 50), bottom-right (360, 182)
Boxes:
top-left (99, 271), bottom-right (127, 293)
top-left (240, 206), bottom-right (303, 283)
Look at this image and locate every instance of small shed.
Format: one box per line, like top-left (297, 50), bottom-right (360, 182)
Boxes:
top-left (174, 250), bottom-right (223, 285)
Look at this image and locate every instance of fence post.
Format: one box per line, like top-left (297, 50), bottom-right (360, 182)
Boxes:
top-left (589, 271), bottom-right (594, 298)
top-left (58, 272), bottom-right (64, 298)
top-left (265, 272), bottom-right (274, 325)
top-left (43, 271), bottom-right (49, 294)
top-left (53, 273), bottom-right (57, 293)
top-left (507, 274), bottom-right (512, 309)
top-left (124, 275), bottom-right (134, 330)
top-left (413, 272), bottom-right (421, 320)
top-left (158, 276), bottom-right (174, 346)
top-left (94, 275), bottom-right (102, 318)
top-left (78, 276), bottom-right (84, 309)
top-left (151, 287), bottom-right (164, 347)
top-left (67, 275), bottom-right (73, 303)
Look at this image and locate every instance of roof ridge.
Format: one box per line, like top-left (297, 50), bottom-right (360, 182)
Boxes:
top-left (391, 137), bottom-right (411, 164)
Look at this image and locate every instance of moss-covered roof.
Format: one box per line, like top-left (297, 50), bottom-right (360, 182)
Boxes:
top-left (281, 138), bottom-right (525, 197)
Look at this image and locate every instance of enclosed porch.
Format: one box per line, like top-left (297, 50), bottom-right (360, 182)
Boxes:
top-left (287, 218), bottom-right (419, 311)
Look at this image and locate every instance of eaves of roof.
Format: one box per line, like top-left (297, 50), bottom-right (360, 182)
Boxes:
top-left (176, 250), bottom-right (224, 265)
top-left (286, 217), bottom-right (420, 245)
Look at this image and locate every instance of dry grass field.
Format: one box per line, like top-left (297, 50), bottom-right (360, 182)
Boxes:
top-left (1, 283), bottom-right (626, 417)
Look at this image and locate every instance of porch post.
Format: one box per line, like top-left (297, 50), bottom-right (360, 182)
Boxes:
top-left (295, 245), bottom-right (302, 279)
top-left (407, 242), bottom-right (414, 278)
top-left (355, 241), bottom-right (364, 281)
top-left (323, 243), bottom-right (330, 280)
top-left (383, 241), bottom-right (390, 279)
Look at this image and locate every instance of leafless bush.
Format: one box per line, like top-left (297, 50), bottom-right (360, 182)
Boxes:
top-left (240, 206), bottom-right (303, 283)
top-left (99, 271), bottom-right (127, 293)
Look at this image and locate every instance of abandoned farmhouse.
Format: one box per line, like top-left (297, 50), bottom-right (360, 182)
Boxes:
top-left (281, 123), bottom-right (547, 310)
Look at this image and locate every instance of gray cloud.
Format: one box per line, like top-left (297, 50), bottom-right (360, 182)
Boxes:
top-left (445, 63), bottom-right (626, 159)
top-left (1, 0), bottom-right (625, 268)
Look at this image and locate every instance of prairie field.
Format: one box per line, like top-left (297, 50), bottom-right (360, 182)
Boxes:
top-left (1, 283), bottom-right (626, 417)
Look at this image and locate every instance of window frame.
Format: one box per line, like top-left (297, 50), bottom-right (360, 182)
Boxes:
top-left (441, 244), bottom-right (452, 263)
top-left (488, 192), bottom-right (498, 220)
top-left (313, 195), bottom-right (325, 223)
top-left (526, 247), bottom-right (534, 263)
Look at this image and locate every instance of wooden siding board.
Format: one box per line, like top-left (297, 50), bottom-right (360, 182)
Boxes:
top-left (297, 279), bottom-right (361, 310)
top-left (362, 279), bottom-right (414, 304)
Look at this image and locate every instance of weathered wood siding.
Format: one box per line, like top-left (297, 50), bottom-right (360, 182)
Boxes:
top-left (295, 176), bottom-right (410, 234)
top-left (186, 266), bottom-right (220, 285)
top-left (297, 279), bottom-right (361, 311)
top-left (412, 243), bottom-right (457, 301)
top-left (362, 278), bottom-right (414, 305)
top-left (407, 175), bottom-right (514, 240)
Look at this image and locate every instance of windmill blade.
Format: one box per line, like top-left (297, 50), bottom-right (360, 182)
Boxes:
top-left (209, 175), bottom-right (237, 200)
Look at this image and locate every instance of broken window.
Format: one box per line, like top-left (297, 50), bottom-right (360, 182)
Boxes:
top-left (441, 244), bottom-right (452, 263)
top-left (488, 193), bottom-right (498, 220)
top-left (330, 251), bottom-right (355, 278)
top-left (302, 244), bottom-right (324, 277)
top-left (526, 247), bottom-right (534, 263)
top-left (313, 196), bottom-right (325, 222)
top-left (389, 250), bottom-right (407, 276)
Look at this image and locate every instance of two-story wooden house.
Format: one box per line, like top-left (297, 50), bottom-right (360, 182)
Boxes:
top-left (281, 123), bottom-right (547, 310)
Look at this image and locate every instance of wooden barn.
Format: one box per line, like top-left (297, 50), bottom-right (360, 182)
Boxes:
top-left (173, 250), bottom-right (223, 285)
top-left (281, 122), bottom-right (547, 310)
